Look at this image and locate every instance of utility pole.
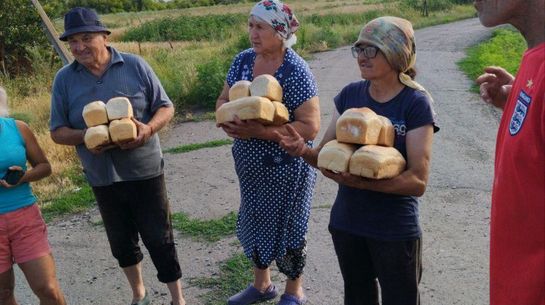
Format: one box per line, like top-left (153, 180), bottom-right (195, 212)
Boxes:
top-left (29, 0), bottom-right (73, 65)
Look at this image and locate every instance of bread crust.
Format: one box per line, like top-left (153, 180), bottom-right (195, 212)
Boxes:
top-left (336, 107), bottom-right (382, 145)
top-left (349, 145), bottom-right (406, 179)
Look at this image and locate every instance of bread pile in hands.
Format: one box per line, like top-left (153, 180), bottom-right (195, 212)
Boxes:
top-left (216, 74), bottom-right (289, 125)
top-left (82, 97), bottom-right (137, 149)
top-left (318, 107), bottom-right (406, 179)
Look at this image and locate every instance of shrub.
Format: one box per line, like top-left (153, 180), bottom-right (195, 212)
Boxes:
top-left (186, 57), bottom-right (231, 109)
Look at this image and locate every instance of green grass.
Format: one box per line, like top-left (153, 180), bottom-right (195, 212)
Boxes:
top-left (164, 139), bottom-right (233, 154)
top-left (458, 27), bottom-right (526, 92)
top-left (171, 211), bottom-right (237, 242)
top-left (40, 168), bottom-right (95, 222)
top-left (188, 253), bottom-right (260, 305)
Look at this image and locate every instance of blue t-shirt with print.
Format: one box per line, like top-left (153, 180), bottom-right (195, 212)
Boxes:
top-left (330, 80), bottom-right (438, 241)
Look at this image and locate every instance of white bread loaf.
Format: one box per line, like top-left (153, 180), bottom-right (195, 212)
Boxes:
top-left (317, 140), bottom-right (359, 173)
top-left (377, 115), bottom-right (395, 147)
top-left (349, 145), bottom-right (406, 179)
top-left (336, 107), bottom-right (382, 145)
top-left (229, 80), bottom-right (252, 101)
top-left (82, 101), bottom-right (108, 127)
top-left (272, 101), bottom-right (289, 125)
top-left (250, 74), bottom-right (283, 101)
top-left (84, 125), bottom-right (111, 150)
top-left (106, 97), bottom-right (133, 121)
top-left (216, 96), bottom-right (275, 124)
top-left (109, 118), bottom-right (137, 143)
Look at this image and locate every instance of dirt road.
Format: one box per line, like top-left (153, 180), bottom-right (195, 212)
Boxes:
top-left (15, 18), bottom-right (500, 305)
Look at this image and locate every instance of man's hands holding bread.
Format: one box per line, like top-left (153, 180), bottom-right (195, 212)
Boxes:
top-left (117, 117), bottom-right (153, 150)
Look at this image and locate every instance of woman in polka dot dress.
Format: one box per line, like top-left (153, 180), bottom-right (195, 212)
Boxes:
top-left (215, 1), bottom-right (320, 305)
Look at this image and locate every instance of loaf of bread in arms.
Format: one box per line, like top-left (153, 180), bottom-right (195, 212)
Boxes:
top-left (317, 140), bottom-right (359, 173)
top-left (84, 125), bottom-right (111, 149)
top-left (216, 96), bottom-right (275, 124)
top-left (109, 118), bottom-right (137, 143)
top-left (229, 80), bottom-right (252, 101)
top-left (82, 101), bottom-right (108, 127)
top-left (271, 101), bottom-right (289, 125)
top-left (106, 97), bottom-right (133, 121)
top-left (336, 107), bottom-right (382, 145)
top-left (348, 145), bottom-right (406, 179)
top-left (377, 115), bottom-right (395, 147)
top-left (250, 74), bottom-right (283, 102)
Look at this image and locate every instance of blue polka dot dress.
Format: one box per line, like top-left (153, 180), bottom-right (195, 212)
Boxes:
top-left (226, 48), bottom-right (318, 268)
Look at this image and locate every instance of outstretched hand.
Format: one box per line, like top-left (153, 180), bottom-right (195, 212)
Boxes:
top-left (476, 66), bottom-right (514, 109)
top-left (277, 124), bottom-right (309, 157)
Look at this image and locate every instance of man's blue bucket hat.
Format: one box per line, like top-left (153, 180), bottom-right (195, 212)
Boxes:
top-left (59, 7), bottom-right (111, 41)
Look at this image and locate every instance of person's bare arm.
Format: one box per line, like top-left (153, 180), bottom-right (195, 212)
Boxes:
top-left (0, 121), bottom-right (52, 188)
top-left (50, 126), bottom-right (86, 146)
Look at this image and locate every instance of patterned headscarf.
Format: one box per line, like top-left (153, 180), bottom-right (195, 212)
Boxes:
top-left (355, 16), bottom-right (425, 92)
top-left (250, 0), bottom-right (300, 40)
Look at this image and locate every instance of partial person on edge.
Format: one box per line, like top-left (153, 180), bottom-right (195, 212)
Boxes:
top-left (474, 0), bottom-right (544, 304)
top-left (49, 7), bottom-right (185, 305)
top-left (0, 86), bottom-right (66, 305)
top-left (278, 16), bottom-right (439, 305)
top-left (215, 1), bottom-right (320, 304)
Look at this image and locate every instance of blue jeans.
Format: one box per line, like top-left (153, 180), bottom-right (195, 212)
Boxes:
top-left (92, 174), bottom-right (182, 283)
top-left (329, 227), bottom-right (422, 305)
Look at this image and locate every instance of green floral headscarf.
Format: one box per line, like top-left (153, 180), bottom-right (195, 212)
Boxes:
top-left (355, 16), bottom-right (427, 92)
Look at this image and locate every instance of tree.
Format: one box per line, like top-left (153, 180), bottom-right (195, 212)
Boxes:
top-left (0, 0), bottom-right (49, 76)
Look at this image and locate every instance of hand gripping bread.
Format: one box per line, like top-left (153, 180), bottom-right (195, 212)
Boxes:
top-left (229, 80), bottom-right (252, 101)
top-left (336, 107), bottom-right (382, 145)
top-left (106, 97), bottom-right (133, 121)
top-left (272, 101), bottom-right (289, 125)
top-left (349, 145), bottom-right (406, 179)
top-left (84, 125), bottom-right (111, 149)
top-left (109, 118), bottom-right (137, 143)
top-left (82, 101), bottom-right (108, 127)
top-left (216, 96), bottom-right (275, 124)
top-left (250, 74), bottom-right (283, 102)
top-left (377, 115), bottom-right (395, 147)
top-left (317, 140), bottom-right (359, 173)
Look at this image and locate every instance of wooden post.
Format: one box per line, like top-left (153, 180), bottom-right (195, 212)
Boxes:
top-left (29, 0), bottom-right (73, 65)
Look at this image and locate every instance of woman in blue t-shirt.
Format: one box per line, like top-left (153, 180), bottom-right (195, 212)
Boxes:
top-left (279, 17), bottom-right (438, 305)
top-left (0, 87), bottom-right (66, 305)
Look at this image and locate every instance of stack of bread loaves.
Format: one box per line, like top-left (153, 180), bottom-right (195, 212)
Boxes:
top-left (216, 74), bottom-right (289, 126)
top-left (82, 97), bottom-right (137, 149)
top-left (318, 107), bottom-right (406, 179)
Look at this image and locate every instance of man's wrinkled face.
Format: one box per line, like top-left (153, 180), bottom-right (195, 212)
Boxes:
top-left (67, 32), bottom-right (108, 66)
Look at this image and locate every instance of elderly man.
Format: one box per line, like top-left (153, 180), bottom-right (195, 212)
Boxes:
top-left (475, 1), bottom-right (544, 305)
top-left (49, 7), bottom-right (185, 305)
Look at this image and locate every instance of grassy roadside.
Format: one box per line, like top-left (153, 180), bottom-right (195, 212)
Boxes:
top-left (188, 253), bottom-right (259, 305)
top-left (164, 139), bottom-right (233, 154)
top-left (458, 27), bottom-right (526, 92)
top-left (172, 211), bottom-right (237, 242)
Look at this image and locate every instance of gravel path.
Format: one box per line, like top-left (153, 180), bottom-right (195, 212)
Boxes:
top-left (16, 17), bottom-right (500, 305)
